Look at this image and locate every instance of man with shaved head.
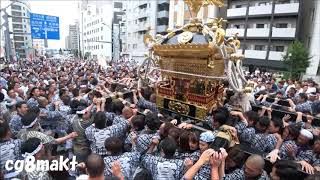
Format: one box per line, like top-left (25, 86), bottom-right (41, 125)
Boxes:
top-left (86, 154), bottom-right (105, 179)
top-left (224, 154), bottom-right (268, 180)
top-left (122, 106), bottom-right (133, 120)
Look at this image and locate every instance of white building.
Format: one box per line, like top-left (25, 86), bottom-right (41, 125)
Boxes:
top-left (302, 0), bottom-right (320, 78)
top-left (65, 36), bottom-right (71, 49)
top-left (124, 0), bottom-right (169, 63)
top-left (79, 1), bottom-right (112, 61)
top-left (69, 22), bottom-right (80, 50)
top-left (5, 1), bottom-right (33, 59)
top-left (168, 0), bottom-right (220, 29)
top-left (0, 23), bottom-right (5, 58)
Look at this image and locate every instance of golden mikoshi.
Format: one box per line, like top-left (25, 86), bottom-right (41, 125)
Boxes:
top-left (140, 0), bottom-right (247, 120)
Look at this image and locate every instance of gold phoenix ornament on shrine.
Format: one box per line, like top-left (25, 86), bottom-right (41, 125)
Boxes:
top-left (139, 0), bottom-right (247, 120)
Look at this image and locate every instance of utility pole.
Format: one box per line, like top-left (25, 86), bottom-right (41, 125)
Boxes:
top-left (81, 11), bottom-right (84, 59)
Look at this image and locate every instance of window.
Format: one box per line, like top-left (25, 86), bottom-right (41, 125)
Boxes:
top-left (255, 45), bottom-right (265, 51)
top-left (256, 24), bottom-right (265, 28)
top-left (13, 24), bottom-right (23, 29)
top-left (114, 2), bottom-right (123, 8)
top-left (275, 46), bottom-right (284, 52)
top-left (12, 17), bottom-right (22, 23)
top-left (101, 36), bottom-right (103, 40)
top-left (235, 5), bottom-right (242, 8)
top-left (307, 36), bottom-right (311, 48)
top-left (101, 45), bottom-right (103, 49)
top-left (11, 5), bottom-right (21, 10)
top-left (12, 11), bottom-right (22, 16)
top-left (311, 8), bottom-right (315, 22)
top-left (276, 23), bottom-right (288, 28)
top-left (234, 25), bottom-right (240, 29)
top-left (259, 2), bottom-right (267, 6)
top-left (15, 42), bottom-right (24, 47)
top-left (278, 0), bottom-right (290, 4)
top-left (13, 36), bottom-right (24, 41)
top-left (101, 27), bottom-right (103, 31)
top-left (133, 44), bottom-right (137, 49)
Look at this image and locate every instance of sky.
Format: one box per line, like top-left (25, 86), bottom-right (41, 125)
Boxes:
top-left (2, 0), bottom-right (80, 49)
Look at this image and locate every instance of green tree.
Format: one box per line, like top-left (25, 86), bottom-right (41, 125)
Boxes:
top-left (73, 49), bottom-right (78, 57)
top-left (282, 41), bottom-right (311, 80)
top-left (79, 50), bottom-right (83, 59)
top-left (84, 52), bottom-right (91, 60)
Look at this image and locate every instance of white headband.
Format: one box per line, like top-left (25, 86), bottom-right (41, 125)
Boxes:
top-left (76, 109), bottom-right (87, 115)
top-left (300, 129), bottom-right (313, 140)
top-left (22, 143), bottom-right (43, 158)
top-left (22, 118), bottom-right (38, 129)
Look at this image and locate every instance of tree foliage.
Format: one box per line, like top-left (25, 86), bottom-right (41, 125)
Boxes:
top-left (59, 48), bottom-right (63, 55)
top-left (282, 41), bottom-right (311, 80)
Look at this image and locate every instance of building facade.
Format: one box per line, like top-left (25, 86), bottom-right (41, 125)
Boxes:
top-left (79, 0), bottom-right (112, 61)
top-left (302, 0), bottom-right (320, 78)
top-left (68, 22), bottom-right (80, 50)
top-left (9, 1), bottom-right (33, 59)
top-left (112, 1), bottom-right (125, 61)
top-left (168, 0), bottom-right (222, 29)
top-left (225, 0), bottom-right (303, 71)
top-left (124, 0), bottom-right (169, 63)
top-left (119, 7), bottom-right (128, 59)
top-left (169, 0), bottom-right (314, 73)
top-left (65, 36), bottom-right (71, 49)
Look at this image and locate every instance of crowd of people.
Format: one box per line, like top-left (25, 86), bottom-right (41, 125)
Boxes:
top-left (0, 58), bottom-right (320, 180)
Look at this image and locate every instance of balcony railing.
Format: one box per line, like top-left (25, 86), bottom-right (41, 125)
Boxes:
top-left (226, 28), bottom-right (296, 38)
top-left (227, 28), bottom-right (269, 38)
top-left (275, 3), bottom-right (299, 14)
top-left (226, 28), bottom-right (245, 37)
top-left (227, 3), bottom-right (299, 18)
top-left (247, 28), bottom-right (269, 37)
top-left (227, 7), bottom-right (246, 17)
top-left (269, 51), bottom-right (285, 61)
top-left (272, 28), bottom-right (296, 38)
top-left (249, 5), bottom-right (272, 16)
top-left (244, 50), bottom-right (266, 59)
